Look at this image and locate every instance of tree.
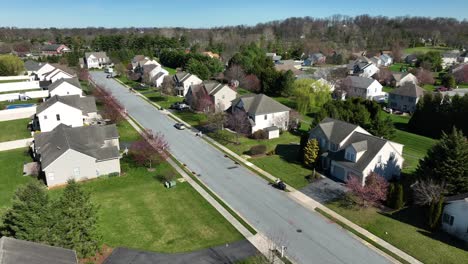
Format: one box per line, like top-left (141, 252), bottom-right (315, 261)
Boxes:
top-left (114, 62), bottom-right (127, 77)
top-left (441, 74), bottom-right (456, 88)
top-left (293, 79), bottom-right (332, 114)
top-left (375, 67), bottom-right (393, 86)
top-left (0, 54), bottom-right (24, 76)
top-left (244, 74), bottom-right (261, 92)
top-left (50, 180), bottom-right (100, 257)
top-left (346, 172), bottom-right (389, 207)
top-left (370, 115), bottom-right (396, 139)
top-left (416, 127), bottom-right (468, 195)
top-left (303, 139), bottom-right (319, 168)
top-left (206, 111), bottom-right (226, 131)
top-left (186, 58), bottom-right (211, 80)
top-left (161, 75), bottom-right (175, 95)
top-left (130, 130), bottom-right (169, 169)
top-left (391, 44), bottom-right (403, 63)
top-left (1, 181), bottom-right (51, 242)
top-left (227, 110), bottom-right (251, 144)
top-left (412, 179), bottom-right (446, 206)
top-left (416, 51), bottom-right (442, 72)
top-left (224, 64), bottom-right (246, 86)
top-left (428, 197), bottom-right (444, 230)
top-left (453, 65), bottom-right (468, 84)
top-left (415, 68), bottom-right (435, 85)
top-left (78, 68), bottom-right (89, 81)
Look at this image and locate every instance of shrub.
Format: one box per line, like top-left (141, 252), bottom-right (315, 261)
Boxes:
top-left (251, 129), bottom-right (267, 140)
top-left (249, 145), bottom-right (267, 155)
top-left (266, 149), bottom-right (275, 156)
top-left (394, 184), bottom-right (405, 209)
top-left (428, 197), bottom-right (444, 229)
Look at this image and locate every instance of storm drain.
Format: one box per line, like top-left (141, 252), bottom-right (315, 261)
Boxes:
top-left (227, 166), bottom-right (238, 169)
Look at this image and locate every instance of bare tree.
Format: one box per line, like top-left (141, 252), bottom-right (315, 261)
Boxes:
top-left (412, 180), bottom-right (446, 206)
top-left (416, 68), bottom-right (435, 85)
top-left (244, 74), bottom-right (261, 92)
top-left (375, 67), bottom-right (394, 86)
top-left (225, 64), bottom-right (246, 86)
top-left (161, 75), bottom-right (175, 95)
top-left (226, 110), bottom-right (251, 144)
top-left (391, 44), bottom-right (403, 63)
top-left (206, 111), bottom-right (226, 131)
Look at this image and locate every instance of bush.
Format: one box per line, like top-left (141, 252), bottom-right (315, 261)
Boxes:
top-left (428, 197), bottom-right (444, 229)
top-left (251, 129), bottom-right (267, 140)
top-left (249, 145), bottom-right (267, 155)
top-left (266, 149), bottom-right (276, 156)
top-left (387, 183), bottom-right (405, 209)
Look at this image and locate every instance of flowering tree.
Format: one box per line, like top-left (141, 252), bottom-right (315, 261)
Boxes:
top-left (346, 172), bottom-right (389, 207)
top-left (244, 74), bottom-right (261, 92)
top-left (130, 129), bottom-right (169, 168)
top-left (416, 69), bottom-right (435, 85)
top-left (93, 85), bottom-right (126, 123)
top-left (78, 69), bottom-right (89, 81)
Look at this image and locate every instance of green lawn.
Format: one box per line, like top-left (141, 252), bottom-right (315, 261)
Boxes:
top-left (327, 202), bottom-right (468, 264)
top-left (403, 46), bottom-right (452, 54)
top-left (144, 91), bottom-right (183, 109)
top-left (117, 119), bottom-right (142, 143)
top-left (0, 79), bottom-right (27, 84)
top-left (116, 75), bottom-right (141, 87)
top-left (0, 148), bottom-right (35, 216)
top-left (423, 84), bottom-right (435, 92)
top-left (0, 118), bottom-right (31, 142)
top-left (383, 86), bottom-right (393, 93)
top-left (389, 63), bottom-right (410, 72)
top-left (163, 66), bottom-right (177, 75)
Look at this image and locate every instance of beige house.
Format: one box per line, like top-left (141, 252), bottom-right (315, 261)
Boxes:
top-left (388, 83), bottom-right (425, 112)
top-left (186, 81), bottom-right (237, 111)
top-left (173, 72), bottom-right (203, 96)
top-left (392, 72), bottom-right (418, 87)
top-left (310, 118), bottom-right (404, 185)
top-left (32, 124), bottom-right (120, 187)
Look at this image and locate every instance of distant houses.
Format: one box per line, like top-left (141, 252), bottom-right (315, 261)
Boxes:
top-left (41, 44), bottom-right (70, 56)
top-left (347, 57), bottom-right (380, 78)
top-left (84, 52), bottom-right (111, 69)
top-left (173, 72), bottom-right (203, 97)
top-left (344, 76), bottom-right (383, 100)
top-left (303, 53), bottom-right (326, 66)
top-left (186, 81), bottom-right (237, 111)
top-left (392, 72), bottom-right (418, 87)
top-left (388, 83), bottom-right (425, 113)
top-left (131, 55), bottom-right (168, 87)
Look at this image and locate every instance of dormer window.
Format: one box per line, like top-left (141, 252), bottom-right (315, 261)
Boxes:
top-left (345, 152), bottom-right (355, 162)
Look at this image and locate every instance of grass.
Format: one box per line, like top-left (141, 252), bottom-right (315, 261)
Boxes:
top-left (49, 158), bottom-right (244, 253)
top-left (0, 148), bottom-right (35, 216)
top-left (116, 75), bottom-right (140, 87)
top-left (382, 86), bottom-right (393, 93)
top-left (252, 155), bottom-right (311, 188)
top-left (174, 111), bottom-right (207, 127)
top-left (0, 118), bottom-right (31, 142)
top-left (116, 119), bottom-right (142, 142)
top-left (163, 66), bottom-right (177, 75)
top-left (403, 46), bottom-right (452, 54)
top-left (144, 91), bottom-right (183, 109)
top-left (389, 63), bottom-right (410, 72)
top-left (0, 79), bottom-right (27, 84)
top-left (326, 202), bottom-right (468, 264)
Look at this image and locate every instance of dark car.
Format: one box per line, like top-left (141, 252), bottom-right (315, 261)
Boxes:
top-left (174, 123), bottom-right (186, 130)
top-left (170, 102), bottom-right (190, 111)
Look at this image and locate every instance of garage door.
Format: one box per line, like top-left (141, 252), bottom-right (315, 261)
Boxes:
top-left (331, 165), bottom-right (346, 181)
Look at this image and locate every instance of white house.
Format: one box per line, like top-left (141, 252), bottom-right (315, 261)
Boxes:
top-left (231, 94), bottom-right (290, 138)
top-left (442, 52), bottom-right (459, 69)
top-left (380, 54), bottom-right (393, 66)
top-left (84, 52), bottom-right (111, 69)
top-left (186, 81), bottom-right (237, 111)
top-left (441, 194), bottom-right (468, 242)
top-left (131, 55), bottom-right (160, 70)
top-left (34, 95), bottom-right (98, 132)
top-left (310, 118), bottom-right (404, 185)
top-left (345, 76), bottom-right (383, 100)
top-left (48, 78), bottom-right (83, 97)
top-left (32, 124), bottom-right (120, 187)
top-left (347, 57), bottom-right (380, 78)
top-left (173, 72), bottom-right (203, 96)
top-left (370, 56), bottom-right (383, 67)
top-left (142, 64), bottom-right (169, 87)
top-left (43, 68), bottom-right (74, 82)
top-left (35, 63), bottom-right (56, 80)
top-left (392, 72), bottom-right (418, 87)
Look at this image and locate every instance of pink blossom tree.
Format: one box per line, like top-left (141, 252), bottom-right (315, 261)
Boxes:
top-left (130, 129), bottom-right (169, 168)
top-left (346, 172), bottom-right (389, 207)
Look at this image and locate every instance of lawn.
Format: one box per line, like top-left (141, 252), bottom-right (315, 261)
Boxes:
top-left (382, 86), bottom-right (393, 93)
top-left (50, 158), bottom-right (244, 253)
top-left (163, 66), bottom-right (177, 75)
top-left (0, 79), bottom-right (26, 84)
top-left (144, 91), bottom-right (183, 109)
top-left (116, 75), bottom-right (140, 88)
top-left (327, 202), bottom-right (468, 264)
top-left (388, 63), bottom-right (410, 72)
top-left (0, 148), bottom-right (35, 216)
top-left (403, 46), bottom-right (452, 54)
top-left (116, 119), bottom-right (142, 143)
top-left (0, 118), bottom-right (31, 142)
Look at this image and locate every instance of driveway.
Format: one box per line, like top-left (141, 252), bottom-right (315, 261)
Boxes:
top-left (91, 72), bottom-right (390, 264)
top-left (104, 240), bottom-right (258, 264)
top-left (300, 177), bottom-right (348, 204)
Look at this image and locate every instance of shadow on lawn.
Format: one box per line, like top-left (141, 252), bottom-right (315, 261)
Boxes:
top-left (417, 229), bottom-right (468, 251)
top-left (147, 95), bottom-right (167, 103)
top-left (275, 144), bottom-right (302, 164)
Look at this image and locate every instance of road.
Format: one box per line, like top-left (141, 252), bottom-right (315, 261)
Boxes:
top-left (91, 72), bottom-right (390, 264)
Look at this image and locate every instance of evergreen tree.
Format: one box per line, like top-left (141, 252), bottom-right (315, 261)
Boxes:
top-left (416, 127), bottom-right (468, 195)
top-left (304, 139), bottom-right (320, 168)
top-left (51, 180), bottom-right (100, 257)
top-left (428, 197), bottom-right (444, 229)
top-left (370, 115), bottom-right (396, 139)
top-left (1, 181), bottom-right (51, 242)
top-left (394, 184), bottom-right (405, 210)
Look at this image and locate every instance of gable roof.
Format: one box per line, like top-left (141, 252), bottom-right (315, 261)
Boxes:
top-left (347, 76), bottom-right (376, 89)
top-left (389, 83), bottom-right (425, 98)
top-left (24, 60), bottom-right (42, 71)
top-left (233, 94), bottom-right (290, 115)
top-left (34, 124), bottom-right (119, 169)
top-left (0, 237), bottom-right (77, 264)
top-left (85, 52), bottom-right (108, 59)
top-left (47, 78), bottom-right (81, 92)
top-left (36, 95), bottom-right (96, 114)
top-left (142, 64), bottom-right (157, 74)
top-left (392, 72), bottom-right (415, 82)
top-left (316, 117), bottom-right (359, 144)
top-left (174, 71), bottom-right (192, 83)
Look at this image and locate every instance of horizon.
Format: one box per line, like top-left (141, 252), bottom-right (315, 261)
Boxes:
top-left (1, 0), bottom-right (467, 28)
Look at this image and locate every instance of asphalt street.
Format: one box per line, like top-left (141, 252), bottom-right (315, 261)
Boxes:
top-left (91, 72), bottom-right (391, 264)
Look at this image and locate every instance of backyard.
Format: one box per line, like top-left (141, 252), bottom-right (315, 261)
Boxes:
top-left (403, 46), bottom-right (452, 54)
top-left (0, 118), bottom-right (31, 142)
top-left (327, 201), bottom-right (468, 264)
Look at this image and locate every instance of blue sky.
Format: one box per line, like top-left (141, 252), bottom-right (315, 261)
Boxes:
top-left (0, 0), bottom-right (467, 28)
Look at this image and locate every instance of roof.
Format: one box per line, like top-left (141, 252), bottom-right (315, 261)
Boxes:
top-left (42, 44), bottom-right (64, 52)
top-left (0, 237), bottom-right (77, 264)
top-left (232, 94), bottom-right (290, 115)
top-left (445, 193), bottom-right (468, 202)
top-left (174, 72), bottom-right (196, 83)
top-left (85, 52), bottom-right (108, 59)
top-left (34, 124), bottom-right (119, 168)
top-left (202, 81), bottom-right (226, 95)
top-left (347, 76), bottom-right (376, 89)
top-left (392, 72), bottom-right (414, 82)
top-left (142, 64), bottom-right (157, 74)
top-left (316, 117), bottom-right (359, 144)
top-left (389, 83), bottom-right (425, 98)
top-left (47, 78), bottom-right (81, 92)
top-left (132, 55), bottom-right (146, 63)
top-left (351, 140), bottom-right (368, 152)
top-left (24, 60), bottom-right (42, 71)
top-left (36, 95), bottom-right (96, 114)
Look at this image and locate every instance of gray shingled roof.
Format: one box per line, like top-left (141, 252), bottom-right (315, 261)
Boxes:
top-left (316, 117), bottom-right (359, 144)
top-left (24, 60), bottom-right (42, 71)
top-left (392, 72), bottom-right (413, 82)
top-left (347, 76), bottom-right (375, 89)
top-left (0, 237), bottom-right (77, 264)
top-left (389, 83), bottom-right (425, 98)
top-left (85, 52), bottom-right (108, 59)
top-left (142, 64), bottom-right (157, 74)
top-left (351, 140), bottom-right (368, 152)
top-left (232, 94), bottom-right (290, 115)
top-left (42, 44), bottom-right (64, 52)
top-left (34, 124), bottom-right (119, 169)
top-left (174, 72), bottom-right (191, 83)
top-left (132, 55), bottom-right (146, 63)
top-left (36, 95), bottom-right (96, 115)
top-left (47, 78), bottom-right (82, 92)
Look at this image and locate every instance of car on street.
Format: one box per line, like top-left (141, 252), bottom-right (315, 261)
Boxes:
top-left (174, 123), bottom-right (186, 130)
top-left (170, 102), bottom-right (190, 111)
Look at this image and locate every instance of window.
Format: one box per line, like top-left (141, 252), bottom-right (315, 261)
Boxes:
top-left (442, 213), bottom-right (454, 226)
top-left (73, 167), bottom-right (80, 177)
top-left (43, 115), bottom-right (47, 120)
top-left (389, 152), bottom-right (395, 160)
top-left (377, 155), bottom-right (382, 163)
top-left (264, 115), bottom-right (267, 120)
top-left (330, 143), bottom-right (338, 152)
top-left (56, 114), bottom-right (60, 121)
top-left (346, 152), bottom-right (355, 162)
top-left (67, 91), bottom-right (70, 95)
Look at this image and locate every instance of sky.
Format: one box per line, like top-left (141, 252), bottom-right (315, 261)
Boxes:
top-left (0, 0), bottom-right (467, 28)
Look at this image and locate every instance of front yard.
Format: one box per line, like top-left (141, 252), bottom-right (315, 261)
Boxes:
top-left (327, 202), bottom-right (468, 264)
top-left (0, 118), bottom-right (31, 142)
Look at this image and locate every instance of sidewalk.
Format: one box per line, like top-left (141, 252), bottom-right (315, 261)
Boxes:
top-left (0, 138), bottom-right (33, 151)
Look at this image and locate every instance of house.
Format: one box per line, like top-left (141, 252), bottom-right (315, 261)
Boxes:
top-left (309, 118), bottom-right (404, 184)
top-left (344, 76), bottom-right (383, 100)
top-left (0, 237), bottom-right (78, 264)
top-left (84, 52), bottom-right (111, 69)
top-left (42, 68), bottom-right (74, 83)
top-left (441, 193), bottom-right (468, 242)
top-left (442, 52), bottom-right (459, 69)
top-left (370, 56), bottom-right (383, 67)
top-left (202, 51), bottom-right (221, 59)
top-left (388, 83), bottom-right (425, 113)
top-left (405, 54), bottom-right (418, 65)
top-left (186, 81), bottom-right (237, 111)
top-left (452, 63), bottom-right (468, 84)
top-left (303, 53), bottom-right (326, 66)
top-left (392, 72), bottom-right (418, 87)
top-left (41, 44), bottom-right (70, 56)
top-left (24, 60), bottom-right (48, 76)
top-left (47, 78), bottom-right (83, 97)
top-left (266, 53), bottom-right (282, 63)
top-left (141, 64), bottom-right (168, 87)
top-left (131, 55), bottom-right (160, 70)
top-left (274, 60), bottom-right (303, 76)
top-left (34, 95), bottom-right (98, 132)
top-left (380, 54), bottom-right (393, 66)
top-left (231, 94), bottom-right (290, 138)
top-left (173, 72), bottom-right (203, 96)
top-left (347, 57), bottom-right (379, 78)
top-left (438, 88), bottom-right (468, 97)
top-left (35, 63), bottom-right (56, 80)
top-left (32, 124), bottom-right (120, 187)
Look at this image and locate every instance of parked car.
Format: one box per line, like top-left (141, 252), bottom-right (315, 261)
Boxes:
top-left (435, 86), bottom-right (452, 92)
top-left (170, 102), bottom-right (190, 111)
top-left (174, 123), bottom-right (186, 130)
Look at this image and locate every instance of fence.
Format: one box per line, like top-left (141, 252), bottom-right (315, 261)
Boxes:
top-left (0, 106), bottom-right (36, 121)
top-left (0, 81), bottom-right (40, 93)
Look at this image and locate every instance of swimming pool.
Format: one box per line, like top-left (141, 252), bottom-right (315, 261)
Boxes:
top-left (5, 103), bottom-right (35, 109)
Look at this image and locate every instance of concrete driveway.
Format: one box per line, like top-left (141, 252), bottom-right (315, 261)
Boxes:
top-left (90, 72), bottom-right (390, 264)
top-left (300, 177), bottom-right (348, 204)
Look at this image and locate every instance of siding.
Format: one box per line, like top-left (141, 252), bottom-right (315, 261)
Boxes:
top-left (44, 149), bottom-right (97, 186)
